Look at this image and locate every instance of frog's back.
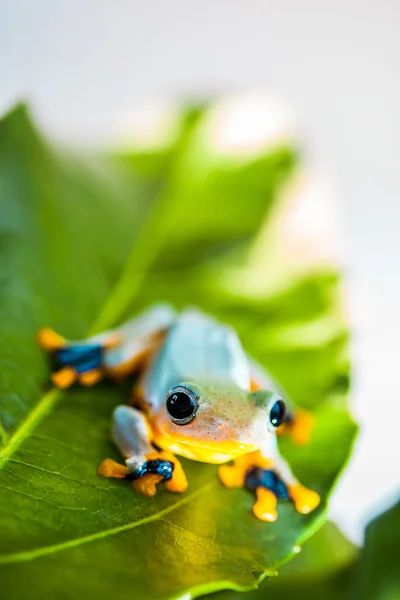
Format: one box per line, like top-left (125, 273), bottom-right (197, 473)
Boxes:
top-left (141, 309), bottom-right (251, 411)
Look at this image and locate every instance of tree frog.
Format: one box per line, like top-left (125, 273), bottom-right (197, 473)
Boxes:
top-left (38, 305), bottom-right (320, 522)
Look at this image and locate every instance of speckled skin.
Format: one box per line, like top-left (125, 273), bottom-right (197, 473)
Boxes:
top-left (139, 309), bottom-right (279, 463)
top-left (39, 305), bottom-right (320, 521)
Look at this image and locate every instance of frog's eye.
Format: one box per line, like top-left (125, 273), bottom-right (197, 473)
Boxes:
top-left (166, 385), bottom-right (198, 425)
top-left (268, 398), bottom-right (286, 430)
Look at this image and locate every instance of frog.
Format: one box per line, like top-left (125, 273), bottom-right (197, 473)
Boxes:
top-left (38, 304), bottom-right (320, 522)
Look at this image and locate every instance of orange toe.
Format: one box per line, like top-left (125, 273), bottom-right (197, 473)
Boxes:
top-left (51, 367), bottom-right (76, 389)
top-left (79, 369), bottom-right (103, 386)
top-left (253, 488), bottom-right (278, 522)
top-left (164, 458), bottom-right (188, 493)
top-left (98, 458), bottom-right (128, 479)
top-left (288, 484), bottom-right (320, 514)
top-left (218, 465), bottom-right (246, 488)
top-left (37, 328), bottom-right (66, 351)
top-left (133, 473), bottom-right (163, 497)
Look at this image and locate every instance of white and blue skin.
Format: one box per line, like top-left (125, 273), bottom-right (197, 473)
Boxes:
top-left (38, 305), bottom-right (320, 522)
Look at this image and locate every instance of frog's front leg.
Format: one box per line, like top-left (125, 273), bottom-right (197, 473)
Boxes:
top-left (219, 448), bottom-right (320, 522)
top-left (98, 405), bottom-right (188, 497)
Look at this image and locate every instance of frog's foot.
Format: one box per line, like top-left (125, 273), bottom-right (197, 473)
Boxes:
top-left (98, 450), bottom-right (187, 498)
top-left (129, 450), bottom-right (188, 496)
top-left (220, 451), bottom-right (320, 521)
top-left (243, 466), bottom-right (288, 521)
top-left (38, 306), bottom-right (174, 389)
top-left (38, 327), bottom-right (113, 389)
top-left (246, 466), bottom-right (320, 520)
top-left (128, 451), bottom-right (174, 497)
top-left (278, 408), bottom-right (314, 446)
top-left (220, 461), bottom-right (281, 521)
top-left (97, 453), bottom-right (175, 497)
top-left (104, 404), bottom-right (188, 497)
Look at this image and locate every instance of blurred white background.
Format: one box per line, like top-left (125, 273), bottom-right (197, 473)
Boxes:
top-left (1, 0), bottom-right (399, 543)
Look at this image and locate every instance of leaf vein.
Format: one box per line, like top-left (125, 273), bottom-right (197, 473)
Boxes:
top-left (0, 482), bottom-right (215, 565)
top-left (0, 194), bottom-right (166, 472)
top-left (0, 389), bottom-right (61, 471)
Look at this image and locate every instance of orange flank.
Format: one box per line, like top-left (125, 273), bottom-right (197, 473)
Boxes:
top-left (287, 483), bottom-right (320, 514)
top-left (51, 367), bottom-right (76, 389)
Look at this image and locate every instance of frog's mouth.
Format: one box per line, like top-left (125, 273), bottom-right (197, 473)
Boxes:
top-left (175, 441), bottom-right (254, 463)
top-left (153, 428), bottom-right (256, 464)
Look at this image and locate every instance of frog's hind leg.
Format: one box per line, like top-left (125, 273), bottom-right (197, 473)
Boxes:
top-left (38, 304), bottom-right (177, 389)
top-left (98, 405), bottom-right (188, 497)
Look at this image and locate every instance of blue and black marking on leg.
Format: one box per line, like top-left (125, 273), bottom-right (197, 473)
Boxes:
top-left (56, 344), bottom-right (104, 374)
top-left (244, 467), bottom-right (290, 501)
top-left (128, 460), bottom-right (174, 482)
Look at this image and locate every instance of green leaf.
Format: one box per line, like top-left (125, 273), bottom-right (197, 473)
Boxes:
top-left (0, 103), bottom-right (356, 600)
top-left (212, 502), bottom-right (400, 600)
top-left (0, 104), bottom-right (150, 439)
top-left (352, 502), bottom-right (400, 600)
top-left (211, 521), bottom-right (358, 600)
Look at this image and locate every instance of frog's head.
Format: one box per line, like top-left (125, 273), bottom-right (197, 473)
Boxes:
top-left (152, 381), bottom-right (286, 464)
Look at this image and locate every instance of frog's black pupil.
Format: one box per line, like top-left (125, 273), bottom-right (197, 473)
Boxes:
top-left (270, 400), bottom-right (286, 427)
top-left (167, 392), bottom-right (196, 421)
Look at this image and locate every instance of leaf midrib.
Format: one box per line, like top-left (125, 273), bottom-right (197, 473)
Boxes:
top-left (0, 421), bottom-right (7, 444)
top-left (0, 189), bottom-right (207, 567)
top-left (0, 482), bottom-right (215, 565)
top-left (0, 191), bottom-right (167, 471)
top-left (0, 388), bottom-right (59, 469)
